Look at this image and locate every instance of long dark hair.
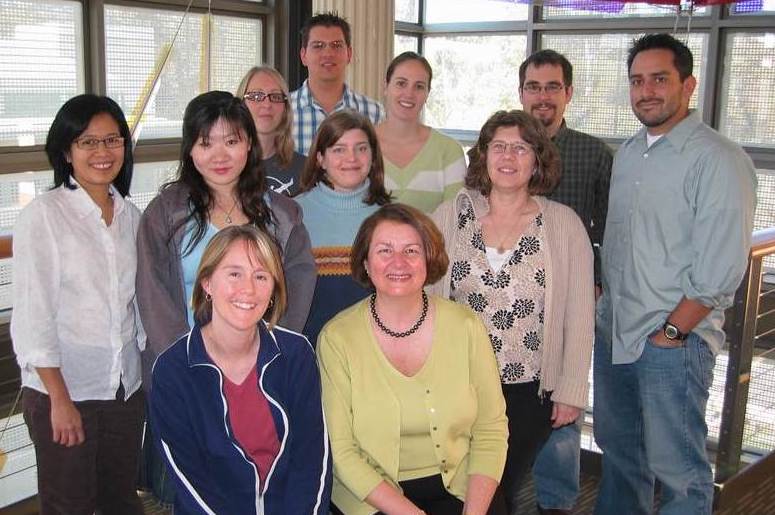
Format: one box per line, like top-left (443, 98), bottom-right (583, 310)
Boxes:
top-left (168, 90), bottom-right (271, 255)
top-left (46, 94), bottom-right (133, 197)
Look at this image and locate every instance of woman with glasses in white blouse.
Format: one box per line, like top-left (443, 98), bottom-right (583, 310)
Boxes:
top-left (12, 94), bottom-right (145, 514)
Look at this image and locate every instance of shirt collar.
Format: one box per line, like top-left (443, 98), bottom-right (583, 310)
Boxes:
top-left (67, 180), bottom-right (124, 220)
top-left (552, 119), bottom-right (569, 144)
top-left (299, 79), bottom-right (352, 110)
top-left (629, 109), bottom-right (702, 152)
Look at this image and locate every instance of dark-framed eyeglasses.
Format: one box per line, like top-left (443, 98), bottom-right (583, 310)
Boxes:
top-left (308, 40), bottom-right (347, 52)
top-left (243, 91), bottom-right (288, 104)
top-left (487, 141), bottom-right (533, 155)
top-left (522, 83), bottom-right (566, 95)
top-left (74, 135), bottom-right (125, 150)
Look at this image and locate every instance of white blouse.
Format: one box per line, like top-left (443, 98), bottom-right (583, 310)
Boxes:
top-left (11, 183), bottom-right (145, 401)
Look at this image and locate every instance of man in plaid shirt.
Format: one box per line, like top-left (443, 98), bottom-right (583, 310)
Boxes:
top-left (519, 49), bottom-right (613, 515)
top-left (290, 12), bottom-right (384, 156)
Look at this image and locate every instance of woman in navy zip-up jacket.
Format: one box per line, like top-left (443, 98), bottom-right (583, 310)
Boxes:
top-left (150, 225), bottom-right (331, 515)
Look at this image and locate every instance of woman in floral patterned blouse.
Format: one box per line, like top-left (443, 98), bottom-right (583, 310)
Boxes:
top-left (430, 110), bottom-right (595, 514)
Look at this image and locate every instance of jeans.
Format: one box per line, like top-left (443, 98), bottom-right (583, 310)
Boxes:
top-left (593, 329), bottom-right (716, 515)
top-left (532, 417), bottom-right (582, 510)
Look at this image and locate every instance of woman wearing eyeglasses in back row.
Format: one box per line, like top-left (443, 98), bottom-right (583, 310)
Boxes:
top-left (430, 110), bottom-right (594, 514)
top-left (237, 66), bottom-right (306, 196)
top-left (12, 94), bottom-right (145, 514)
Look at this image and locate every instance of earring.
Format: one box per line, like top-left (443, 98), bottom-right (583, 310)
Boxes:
top-left (205, 293), bottom-right (212, 302)
top-left (269, 297), bottom-right (274, 308)
top-left (533, 167), bottom-right (539, 176)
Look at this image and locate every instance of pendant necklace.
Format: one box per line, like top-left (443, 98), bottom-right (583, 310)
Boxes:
top-left (217, 198), bottom-right (239, 225)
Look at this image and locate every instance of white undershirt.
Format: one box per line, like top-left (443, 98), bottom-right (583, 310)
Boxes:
top-left (646, 132), bottom-right (664, 148)
top-left (485, 246), bottom-right (510, 272)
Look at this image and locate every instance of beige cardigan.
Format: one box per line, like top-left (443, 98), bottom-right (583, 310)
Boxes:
top-left (430, 189), bottom-right (594, 409)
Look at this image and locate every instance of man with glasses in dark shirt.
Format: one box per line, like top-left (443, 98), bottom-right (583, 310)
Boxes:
top-left (290, 11), bottom-right (383, 155)
top-left (518, 49), bottom-right (612, 515)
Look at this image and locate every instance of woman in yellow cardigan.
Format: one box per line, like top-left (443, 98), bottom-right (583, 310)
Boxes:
top-left (317, 203), bottom-right (508, 515)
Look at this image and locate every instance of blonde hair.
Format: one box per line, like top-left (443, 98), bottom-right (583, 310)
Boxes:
top-left (192, 225), bottom-right (287, 330)
top-left (236, 65), bottom-right (296, 168)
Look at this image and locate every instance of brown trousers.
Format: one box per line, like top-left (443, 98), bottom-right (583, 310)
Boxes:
top-left (22, 386), bottom-right (145, 515)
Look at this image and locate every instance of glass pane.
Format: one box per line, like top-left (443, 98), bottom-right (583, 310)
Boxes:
top-left (425, 0), bottom-right (528, 23)
top-left (129, 160), bottom-right (179, 212)
top-left (394, 34), bottom-right (419, 56)
top-left (733, 0), bottom-right (775, 14)
top-left (105, 5), bottom-right (262, 140)
top-left (544, 2), bottom-right (707, 18)
top-left (719, 32), bottom-right (775, 147)
top-left (539, 32), bottom-right (708, 139)
top-left (395, 0), bottom-right (419, 23)
top-left (0, 0), bottom-right (84, 148)
top-left (424, 35), bottom-right (526, 131)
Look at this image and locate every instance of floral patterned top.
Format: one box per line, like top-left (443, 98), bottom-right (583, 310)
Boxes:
top-left (449, 203), bottom-right (546, 384)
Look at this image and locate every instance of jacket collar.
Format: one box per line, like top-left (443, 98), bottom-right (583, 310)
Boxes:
top-left (186, 320), bottom-right (281, 369)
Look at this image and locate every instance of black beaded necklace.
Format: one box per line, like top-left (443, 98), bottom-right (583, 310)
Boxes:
top-left (370, 291), bottom-right (429, 338)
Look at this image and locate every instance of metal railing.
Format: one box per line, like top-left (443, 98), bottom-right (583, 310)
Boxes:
top-left (715, 227), bottom-right (775, 483)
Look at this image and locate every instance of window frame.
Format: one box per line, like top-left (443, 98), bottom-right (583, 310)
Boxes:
top-left (0, 0), bottom-right (274, 175)
top-left (394, 2), bottom-right (775, 166)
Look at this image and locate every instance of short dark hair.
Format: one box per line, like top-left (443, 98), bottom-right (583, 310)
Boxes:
top-left (627, 33), bottom-right (693, 81)
top-left (301, 11), bottom-right (351, 48)
top-left (519, 49), bottom-right (573, 89)
top-left (351, 203), bottom-right (448, 289)
top-left (465, 110), bottom-right (561, 197)
top-left (46, 94), bottom-right (133, 197)
top-left (298, 110), bottom-right (392, 206)
top-left (386, 51), bottom-right (433, 90)
top-left (172, 91), bottom-right (271, 255)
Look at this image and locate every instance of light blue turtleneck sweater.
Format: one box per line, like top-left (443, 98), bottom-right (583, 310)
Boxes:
top-left (295, 180), bottom-right (380, 345)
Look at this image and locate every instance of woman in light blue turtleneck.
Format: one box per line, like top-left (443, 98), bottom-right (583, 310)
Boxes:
top-left (295, 110), bottom-right (392, 345)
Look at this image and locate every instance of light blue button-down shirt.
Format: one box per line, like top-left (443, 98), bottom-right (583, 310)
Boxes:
top-left (290, 79), bottom-right (384, 156)
top-left (597, 111), bottom-right (757, 364)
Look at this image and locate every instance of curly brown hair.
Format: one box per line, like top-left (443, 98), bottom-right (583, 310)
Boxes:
top-left (465, 110), bottom-right (560, 197)
top-left (351, 203), bottom-right (449, 289)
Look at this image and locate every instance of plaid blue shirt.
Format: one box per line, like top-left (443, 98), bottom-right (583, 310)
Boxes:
top-left (290, 80), bottom-right (384, 155)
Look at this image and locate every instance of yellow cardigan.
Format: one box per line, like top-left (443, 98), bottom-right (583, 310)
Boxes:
top-left (317, 296), bottom-right (508, 515)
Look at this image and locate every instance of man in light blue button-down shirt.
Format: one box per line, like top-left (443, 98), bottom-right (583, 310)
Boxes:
top-left (593, 34), bottom-right (756, 515)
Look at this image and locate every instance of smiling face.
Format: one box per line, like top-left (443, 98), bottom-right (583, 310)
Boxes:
top-left (629, 48), bottom-right (696, 135)
top-left (203, 239), bottom-right (274, 333)
top-left (244, 71), bottom-right (286, 137)
top-left (384, 59), bottom-right (430, 122)
top-left (67, 112), bottom-right (124, 196)
top-left (317, 128), bottom-right (372, 192)
top-left (519, 63), bottom-right (573, 136)
top-left (365, 220), bottom-right (427, 299)
top-left (486, 126), bottom-right (536, 194)
top-left (300, 25), bottom-right (352, 84)
top-left (190, 117), bottom-right (250, 192)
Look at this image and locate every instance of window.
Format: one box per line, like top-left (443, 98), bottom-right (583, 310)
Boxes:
top-left (395, 0), bottom-right (420, 24)
top-left (544, 2), bottom-right (707, 19)
top-left (105, 5), bottom-right (262, 141)
top-left (394, 33), bottom-right (420, 55)
top-left (425, 0), bottom-right (528, 23)
top-left (719, 31), bottom-right (775, 147)
top-left (424, 34), bottom-right (526, 131)
top-left (0, 0), bottom-right (84, 148)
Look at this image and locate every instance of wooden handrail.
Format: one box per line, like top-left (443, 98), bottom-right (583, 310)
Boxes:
top-left (0, 236), bottom-right (10, 260)
top-left (751, 227), bottom-right (775, 259)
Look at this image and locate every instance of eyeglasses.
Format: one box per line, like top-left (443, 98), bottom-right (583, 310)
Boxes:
top-left (74, 135), bottom-right (125, 150)
top-left (243, 91), bottom-right (287, 104)
top-left (488, 142), bottom-right (533, 155)
top-left (308, 40), bottom-right (347, 52)
top-left (522, 83), bottom-right (566, 95)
